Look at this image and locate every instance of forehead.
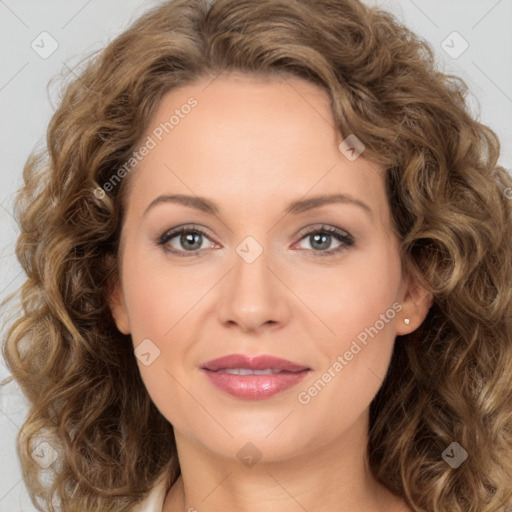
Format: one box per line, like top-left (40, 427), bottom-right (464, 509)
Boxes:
top-left (123, 73), bottom-right (388, 226)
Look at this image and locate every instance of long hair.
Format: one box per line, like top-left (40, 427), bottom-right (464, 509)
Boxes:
top-left (2, 0), bottom-right (512, 510)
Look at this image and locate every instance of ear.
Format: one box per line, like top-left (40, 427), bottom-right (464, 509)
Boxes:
top-left (395, 270), bottom-right (433, 336)
top-left (104, 255), bottom-right (131, 335)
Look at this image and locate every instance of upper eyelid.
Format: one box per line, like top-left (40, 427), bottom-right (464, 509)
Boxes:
top-left (159, 225), bottom-right (215, 242)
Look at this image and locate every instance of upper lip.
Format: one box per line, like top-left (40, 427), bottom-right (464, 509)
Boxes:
top-left (202, 354), bottom-right (310, 372)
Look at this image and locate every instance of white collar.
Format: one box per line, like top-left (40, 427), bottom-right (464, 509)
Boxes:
top-left (132, 471), bottom-right (169, 512)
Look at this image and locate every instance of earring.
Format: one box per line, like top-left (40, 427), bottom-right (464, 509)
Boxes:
top-left (404, 318), bottom-right (410, 325)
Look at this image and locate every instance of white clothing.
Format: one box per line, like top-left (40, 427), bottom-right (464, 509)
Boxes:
top-left (132, 471), bottom-right (169, 512)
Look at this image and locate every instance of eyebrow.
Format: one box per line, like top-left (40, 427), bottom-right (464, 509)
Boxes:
top-left (143, 193), bottom-right (373, 220)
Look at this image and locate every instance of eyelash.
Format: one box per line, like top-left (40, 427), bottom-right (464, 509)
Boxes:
top-left (157, 224), bottom-right (355, 258)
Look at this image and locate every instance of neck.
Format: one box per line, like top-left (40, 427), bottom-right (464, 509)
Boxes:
top-left (162, 413), bottom-right (407, 512)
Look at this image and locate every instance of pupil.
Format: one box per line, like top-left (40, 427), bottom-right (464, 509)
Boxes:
top-left (182, 232), bottom-right (201, 250)
top-left (312, 233), bottom-right (330, 250)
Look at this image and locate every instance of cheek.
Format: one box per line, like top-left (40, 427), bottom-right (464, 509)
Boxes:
top-left (119, 246), bottom-right (214, 425)
top-left (121, 245), bottom-right (211, 342)
top-left (311, 242), bottom-right (401, 348)
top-left (301, 243), bottom-right (402, 402)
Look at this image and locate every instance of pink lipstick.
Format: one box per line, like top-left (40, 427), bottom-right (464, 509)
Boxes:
top-left (201, 354), bottom-right (311, 399)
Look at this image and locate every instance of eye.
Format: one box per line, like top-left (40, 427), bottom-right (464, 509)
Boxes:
top-left (157, 225), bottom-right (216, 256)
top-left (156, 223), bottom-right (355, 258)
top-left (294, 224), bottom-right (355, 257)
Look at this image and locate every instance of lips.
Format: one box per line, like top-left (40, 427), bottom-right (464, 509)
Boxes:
top-left (201, 354), bottom-right (311, 400)
top-left (202, 354), bottom-right (309, 372)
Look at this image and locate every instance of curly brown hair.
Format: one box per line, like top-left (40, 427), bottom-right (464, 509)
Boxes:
top-left (2, 0), bottom-right (512, 510)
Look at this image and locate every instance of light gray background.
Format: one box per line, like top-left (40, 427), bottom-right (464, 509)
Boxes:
top-left (1, 1), bottom-right (511, 510)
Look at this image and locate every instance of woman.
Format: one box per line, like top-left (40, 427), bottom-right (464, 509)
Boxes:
top-left (2, 0), bottom-right (512, 511)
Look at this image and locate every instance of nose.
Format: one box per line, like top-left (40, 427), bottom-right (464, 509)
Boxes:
top-left (216, 240), bottom-right (291, 333)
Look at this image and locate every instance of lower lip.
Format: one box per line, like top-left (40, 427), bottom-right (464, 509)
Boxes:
top-left (202, 369), bottom-right (310, 399)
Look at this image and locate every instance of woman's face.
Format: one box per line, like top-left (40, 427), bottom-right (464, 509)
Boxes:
top-left (109, 72), bottom-right (431, 463)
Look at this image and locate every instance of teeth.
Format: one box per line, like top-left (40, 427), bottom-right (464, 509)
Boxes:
top-left (218, 368), bottom-right (283, 375)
